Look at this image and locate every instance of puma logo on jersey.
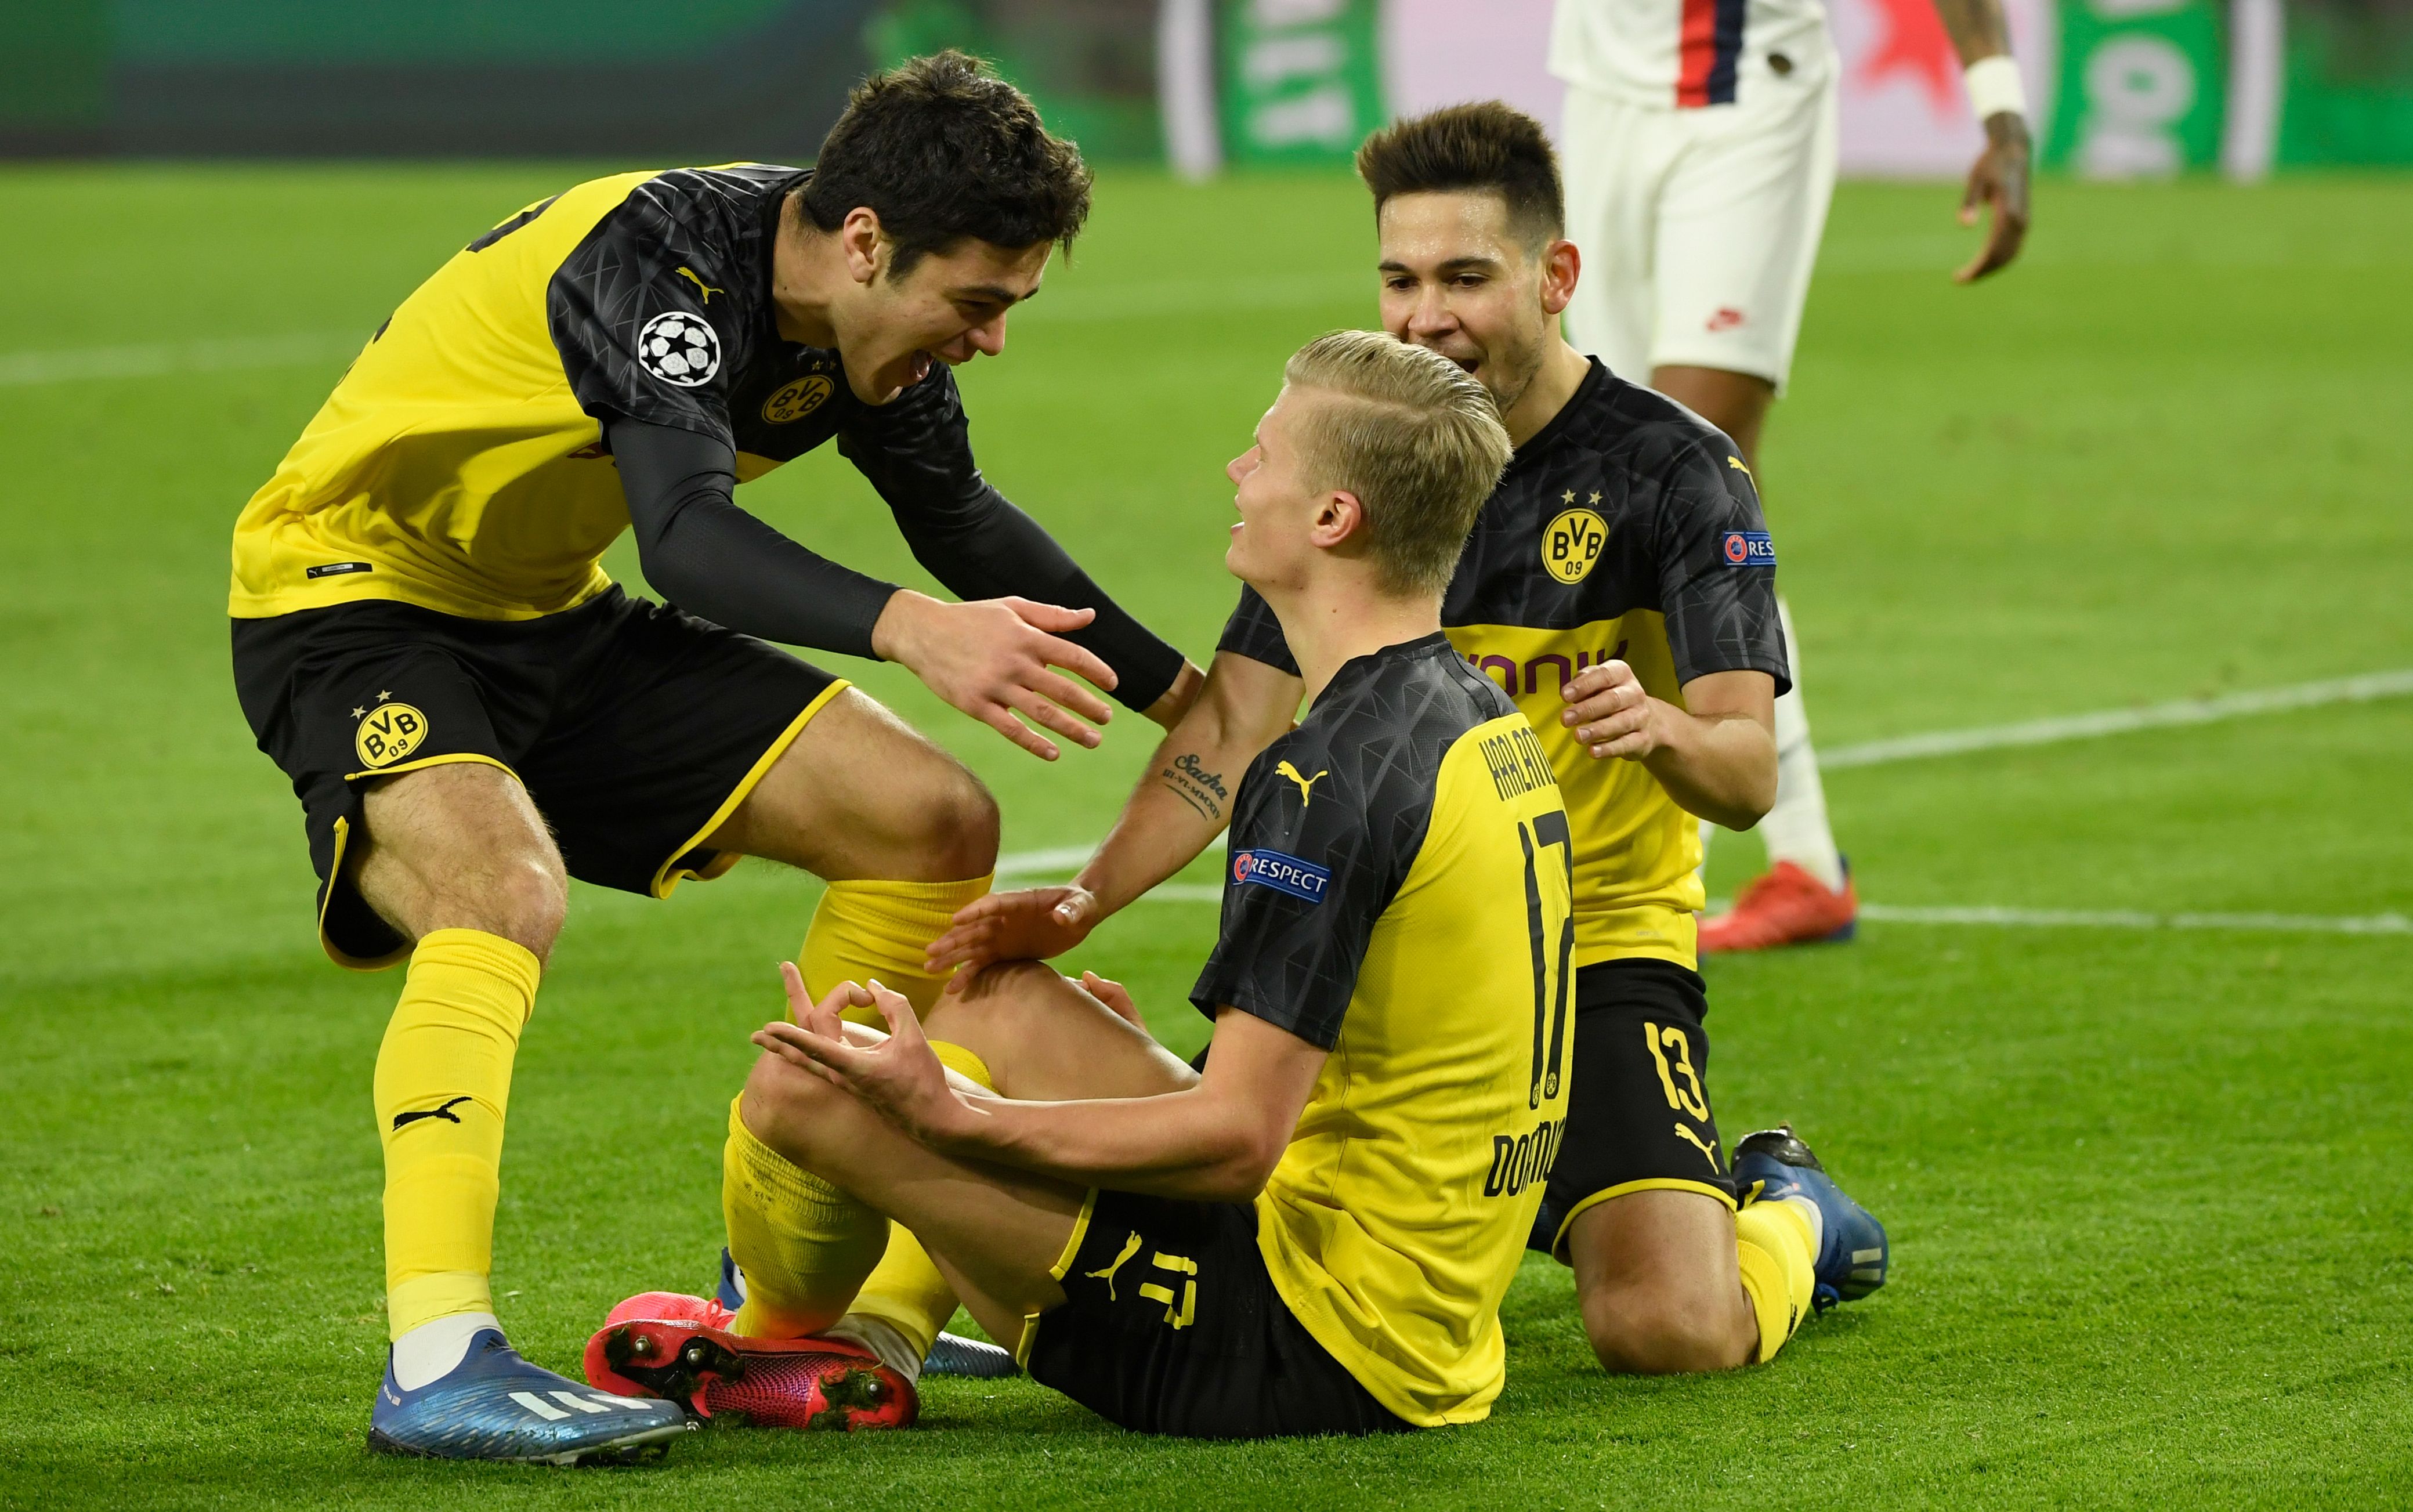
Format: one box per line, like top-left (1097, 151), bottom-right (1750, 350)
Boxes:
top-left (1727, 455), bottom-right (1754, 482)
top-left (1083, 1231), bottom-right (1144, 1300)
top-left (1275, 761), bottom-right (1328, 806)
top-left (676, 267), bottom-right (723, 302)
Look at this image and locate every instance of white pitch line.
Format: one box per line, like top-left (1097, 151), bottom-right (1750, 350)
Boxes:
top-left (0, 330), bottom-right (365, 387)
top-left (1099, 888), bottom-right (2407, 933)
top-left (999, 667), bottom-right (2413, 927)
top-left (1858, 904), bottom-right (2410, 935)
top-left (1822, 668), bottom-right (2413, 769)
top-left (0, 272), bottom-right (1368, 389)
top-left (1106, 890), bottom-right (2408, 934)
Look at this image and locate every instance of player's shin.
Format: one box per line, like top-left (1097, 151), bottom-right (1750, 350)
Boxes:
top-left (1758, 598), bottom-right (1844, 892)
top-left (801, 874), bottom-right (994, 1018)
top-left (722, 1095), bottom-right (889, 1339)
top-left (828, 1040), bottom-right (998, 1379)
top-left (375, 929), bottom-right (537, 1348)
top-left (1733, 1199), bottom-right (1818, 1363)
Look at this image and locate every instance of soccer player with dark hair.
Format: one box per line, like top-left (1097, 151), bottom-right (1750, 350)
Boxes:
top-left (933, 102), bottom-right (1887, 1380)
top-left (588, 330), bottom-right (1570, 1438)
top-left (229, 52), bottom-right (1201, 1463)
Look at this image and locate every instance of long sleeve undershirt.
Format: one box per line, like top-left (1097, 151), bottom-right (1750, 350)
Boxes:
top-left (610, 416), bottom-right (1184, 709)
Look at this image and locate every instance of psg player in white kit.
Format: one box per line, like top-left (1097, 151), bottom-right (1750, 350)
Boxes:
top-left (1550, 0), bottom-right (2030, 950)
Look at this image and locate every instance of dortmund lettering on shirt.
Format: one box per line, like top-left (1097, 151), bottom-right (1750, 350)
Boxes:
top-left (1220, 359), bottom-right (1788, 970)
top-left (229, 164), bottom-right (984, 621)
top-left (1189, 634), bottom-right (1574, 1427)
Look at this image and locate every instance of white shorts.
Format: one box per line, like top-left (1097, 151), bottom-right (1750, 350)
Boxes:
top-left (1559, 71), bottom-right (1839, 392)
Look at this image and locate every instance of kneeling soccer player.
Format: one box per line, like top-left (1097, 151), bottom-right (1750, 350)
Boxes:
top-left (931, 103), bottom-right (1889, 1376)
top-left (589, 331), bottom-right (1571, 1437)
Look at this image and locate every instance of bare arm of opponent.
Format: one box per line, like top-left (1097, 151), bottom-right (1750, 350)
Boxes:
top-left (755, 968), bottom-right (1322, 1203)
top-left (923, 649), bottom-right (1303, 981)
top-left (1930, 0), bottom-right (2031, 283)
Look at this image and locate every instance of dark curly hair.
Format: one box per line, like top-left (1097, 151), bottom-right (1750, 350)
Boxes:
top-left (802, 50), bottom-right (1092, 279)
top-left (1355, 101), bottom-right (1564, 251)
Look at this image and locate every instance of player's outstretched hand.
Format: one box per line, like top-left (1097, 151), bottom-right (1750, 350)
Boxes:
top-left (754, 963), bottom-right (972, 1147)
top-left (1075, 970), bottom-right (1145, 1031)
top-left (873, 590), bottom-right (1119, 760)
top-left (1562, 657), bottom-right (1666, 759)
top-left (1955, 113), bottom-right (2031, 284)
top-left (925, 885), bottom-right (1099, 988)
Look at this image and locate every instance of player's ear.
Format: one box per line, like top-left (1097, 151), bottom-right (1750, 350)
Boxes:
top-left (839, 207), bottom-right (885, 286)
top-left (1311, 489), bottom-right (1365, 550)
top-left (1540, 237), bottom-right (1579, 316)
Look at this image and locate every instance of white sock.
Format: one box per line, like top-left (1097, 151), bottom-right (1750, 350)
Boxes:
top-left (1759, 598), bottom-right (1845, 892)
top-left (390, 1310), bottom-right (502, 1390)
top-left (825, 1312), bottom-right (922, 1385)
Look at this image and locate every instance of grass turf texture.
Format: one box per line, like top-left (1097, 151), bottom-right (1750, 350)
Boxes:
top-left (2, 163), bottom-right (2410, 1508)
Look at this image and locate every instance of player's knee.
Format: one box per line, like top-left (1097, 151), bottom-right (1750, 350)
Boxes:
top-left (477, 855), bottom-right (567, 963)
top-left (739, 1050), bottom-right (848, 1168)
top-left (923, 958), bottom-right (1061, 1069)
top-left (911, 763), bottom-right (1000, 880)
top-left (1579, 1282), bottom-right (1748, 1376)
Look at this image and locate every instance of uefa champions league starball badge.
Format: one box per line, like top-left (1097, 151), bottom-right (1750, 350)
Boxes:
top-left (636, 310), bottom-right (721, 386)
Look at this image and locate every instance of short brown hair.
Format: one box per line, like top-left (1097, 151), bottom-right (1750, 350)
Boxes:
top-left (1355, 101), bottom-right (1564, 251)
top-left (1282, 331), bottom-right (1511, 598)
top-left (804, 50), bottom-right (1092, 279)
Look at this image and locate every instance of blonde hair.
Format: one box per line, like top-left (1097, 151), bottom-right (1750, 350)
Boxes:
top-left (1282, 330), bottom-right (1511, 597)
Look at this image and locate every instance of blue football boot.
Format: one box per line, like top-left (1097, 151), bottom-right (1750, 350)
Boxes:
top-left (370, 1327), bottom-right (690, 1464)
top-left (1731, 1125), bottom-right (1888, 1312)
top-left (716, 1247), bottom-right (1016, 1379)
top-left (922, 1331), bottom-right (1018, 1379)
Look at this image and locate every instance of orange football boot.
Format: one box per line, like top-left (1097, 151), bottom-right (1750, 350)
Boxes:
top-left (584, 1315), bottom-right (917, 1431)
top-left (1699, 860), bottom-right (1858, 953)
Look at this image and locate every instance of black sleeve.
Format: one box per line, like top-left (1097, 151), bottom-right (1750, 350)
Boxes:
top-left (1214, 584), bottom-right (1300, 677)
top-left (1186, 728), bottom-right (1413, 1050)
top-left (1654, 445), bottom-right (1792, 696)
top-left (838, 367), bottom-right (1186, 712)
top-left (548, 190), bottom-right (741, 448)
top-left (612, 417), bottom-right (898, 659)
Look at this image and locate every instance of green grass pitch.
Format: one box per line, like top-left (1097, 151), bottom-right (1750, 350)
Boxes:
top-left (3, 163), bottom-right (2410, 1509)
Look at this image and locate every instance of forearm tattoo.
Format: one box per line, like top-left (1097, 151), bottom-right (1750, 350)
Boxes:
top-left (1160, 751), bottom-right (1231, 822)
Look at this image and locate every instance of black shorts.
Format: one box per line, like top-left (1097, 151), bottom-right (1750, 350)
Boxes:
top-left (1023, 1188), bottom-right (1413, 1439)
top-left (230, 587), bottom-right (844, 968)
top-left (1530, 958), bottom-right (1734, 1260)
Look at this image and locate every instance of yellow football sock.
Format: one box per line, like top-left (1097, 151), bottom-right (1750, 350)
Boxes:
top-left (1734, 1199), bottom-right (1819, 1364)
top-left (374, 928), bottom-right (538, 1341)
top-left (723, 1095), bottom-right (888, 1339)
top-left (802, 874), bottom-right (993, 1021)
top-left (842, 1040), bottom-right (996, 1358)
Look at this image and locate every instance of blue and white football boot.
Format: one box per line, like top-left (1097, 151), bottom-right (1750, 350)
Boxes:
top-left (715, 1247), bottom-right (1018, 1379)
top-left (1731, 1125), bottom-right (1889, 1313)
top-left (370, 1326), bottom-right (690, 1464)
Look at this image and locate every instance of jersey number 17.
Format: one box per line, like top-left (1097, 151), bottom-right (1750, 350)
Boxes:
top-left (1518, 811), bottom-right (1575, 1111)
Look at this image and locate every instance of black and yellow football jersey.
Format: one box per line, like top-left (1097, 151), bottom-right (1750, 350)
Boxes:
top-left (1188, 634), bottom-right (1573, 1427)
top-left (1220, 359), bottom-right (1788, 970)
top-left (229, 164), bottom-right (1069, 630)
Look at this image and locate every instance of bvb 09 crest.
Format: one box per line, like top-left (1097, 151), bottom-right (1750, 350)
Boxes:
top-left (1542, 508), bottom-right (1608, 584)
top-left (762, 374), bottom-right (834, 425)
top-left (355, 703), bottom-right (429, 769)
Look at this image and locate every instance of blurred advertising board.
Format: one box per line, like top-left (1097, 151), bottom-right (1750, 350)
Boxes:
top-left (2, 0), bottom-right (2405, 172)
top-left (1172, 0), bottom-right (2413, 177)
